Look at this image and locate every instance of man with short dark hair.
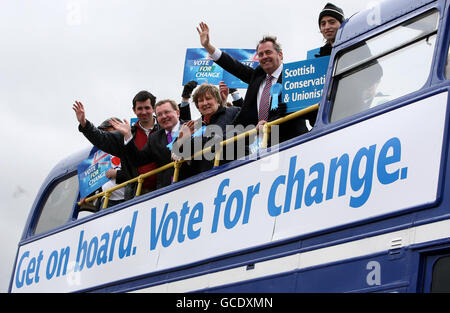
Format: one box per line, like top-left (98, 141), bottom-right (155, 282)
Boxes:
top-left (315, 2), bottom-right (345, 58)
top-left (196, 22), bottom-right (315, 145)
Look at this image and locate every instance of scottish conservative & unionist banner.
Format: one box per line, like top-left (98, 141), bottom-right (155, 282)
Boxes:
top-left (282, 56), bottom-right (330, 113)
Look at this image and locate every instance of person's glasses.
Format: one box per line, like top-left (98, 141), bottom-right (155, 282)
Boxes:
top-left (156, 110), bottom-right (175, 118)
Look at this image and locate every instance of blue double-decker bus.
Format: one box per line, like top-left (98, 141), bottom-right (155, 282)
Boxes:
top-left (10, 0), bottom-right (450, 293)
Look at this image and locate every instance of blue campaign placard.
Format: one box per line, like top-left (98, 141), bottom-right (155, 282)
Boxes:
top-left (183, 48), bottom-right (223, 86)
top-left (221, 48), bottom-right (259, 88)
top-left (77, 147), bottom-right (112, 198)
top-left (306, 47), bottom-right (321, 59)
top-left (282, 56), bottom-right (330, 113)
top-left (182, 48), bottom-right (258, 88)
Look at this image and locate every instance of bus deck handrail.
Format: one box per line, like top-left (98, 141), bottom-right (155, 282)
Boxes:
top-left (78, 104), bottom-right (319, 209)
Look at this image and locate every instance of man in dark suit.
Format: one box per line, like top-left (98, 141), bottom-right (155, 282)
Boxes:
top-left (110, 99), bottom-right (193, 189)
top-left (196, 22), bottom-right (315, 145)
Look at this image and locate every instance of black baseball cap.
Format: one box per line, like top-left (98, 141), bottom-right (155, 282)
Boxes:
top-left (319, 3), bottom-right (345, 25)
top-left (98, 117), bottom-right (122, 130)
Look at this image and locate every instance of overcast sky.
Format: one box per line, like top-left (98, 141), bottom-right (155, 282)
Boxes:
top-left (0, 0), bottom-right (372, 292)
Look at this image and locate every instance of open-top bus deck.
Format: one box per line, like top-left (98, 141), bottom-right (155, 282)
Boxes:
top-left (10, 0), bottom-right (450, 292)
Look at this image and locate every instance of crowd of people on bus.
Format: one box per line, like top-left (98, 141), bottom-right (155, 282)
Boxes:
top-left (72, 3), bottom-right (345, 207)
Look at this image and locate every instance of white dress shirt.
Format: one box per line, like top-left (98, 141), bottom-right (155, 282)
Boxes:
top-left (210, 48), bottom-right (283, 112)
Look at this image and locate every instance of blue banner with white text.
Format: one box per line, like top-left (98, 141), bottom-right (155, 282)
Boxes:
top-left (282, 56), bottom-right (330, 113)
top-left (182, 48), bottom-right (258, 88)
top-left (77, 147), bottom-right (112, 198)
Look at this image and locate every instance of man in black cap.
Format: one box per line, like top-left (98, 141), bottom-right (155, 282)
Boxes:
top-left (315, 2), bottom-right (345, 58)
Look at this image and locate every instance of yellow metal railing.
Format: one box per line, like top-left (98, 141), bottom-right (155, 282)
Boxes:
top-left (78, 104), bottom-right (318, 209)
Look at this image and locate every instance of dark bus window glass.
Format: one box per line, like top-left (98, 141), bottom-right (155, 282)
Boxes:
top-left (330, 34), bottom-right (436, 122)
top-left (33, 175), bottom-right (79, 235)
top-left (431, 256), bottom-right (450, 292)
top-left (336, 10), bottom-right (438, 75)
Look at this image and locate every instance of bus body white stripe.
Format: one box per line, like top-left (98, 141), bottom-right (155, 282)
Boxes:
top-left (132, 218), bottom-right (450, 293)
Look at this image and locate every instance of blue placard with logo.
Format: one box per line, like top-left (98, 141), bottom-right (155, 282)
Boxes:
top-left (282, 56), bottom-right (330, 113)
top-left (182, 48), bottom-right (258, 88)
top-left (77, 147), bottom-right (112, 198)
top-left (307, 47), bottom-right (321, 59)
top-left (221, 48), bottom-right (259, 88)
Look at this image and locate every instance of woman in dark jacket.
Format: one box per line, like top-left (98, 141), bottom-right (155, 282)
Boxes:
top-left (173, 83), bottom-right (241, 174)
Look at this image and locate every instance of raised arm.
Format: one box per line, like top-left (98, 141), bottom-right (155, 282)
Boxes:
top-left (110, 118), bottom-right (159, 167)
top-left (73, 101), bottom-right (124, 156)
top-left (219, 81), bottom-right (229, 105)
top-left (110, 118), bottom-right (133, 142)
top-left (197, 23), bottom-right (253, 84)
top-left (196, 22), bottom-right (216, 55)
top-left (72, 101), bottom-right (87, 128)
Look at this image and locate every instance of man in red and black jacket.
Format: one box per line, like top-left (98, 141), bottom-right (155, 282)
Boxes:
top-left (73, 90), bottom-right (160, 200)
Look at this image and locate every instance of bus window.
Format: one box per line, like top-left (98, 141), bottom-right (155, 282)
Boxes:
top-left (431, 256), bottom-right (450, 292)
top-left (335, 11), bottom-right (439, 74)
top-left (33, 174), bottom-right (79, 235)
top-left (330, 10), bottom-right (439, 123)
